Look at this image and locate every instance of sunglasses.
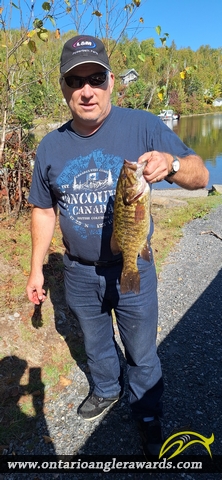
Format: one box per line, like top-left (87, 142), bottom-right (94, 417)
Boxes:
top-left (63, 71), bottom-right (108, 89)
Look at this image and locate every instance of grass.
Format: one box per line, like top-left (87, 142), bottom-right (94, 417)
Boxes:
top-left (0, 194), bottom-right (222, 444)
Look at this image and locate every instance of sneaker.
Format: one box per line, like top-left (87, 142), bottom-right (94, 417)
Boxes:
top-left (137, 418), bottom-right (163, 457)
top-left (78, 392), bottom-right (119, 421)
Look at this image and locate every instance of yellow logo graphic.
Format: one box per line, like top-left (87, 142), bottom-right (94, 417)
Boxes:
top-left (159, 431), bottom-right (214, 459)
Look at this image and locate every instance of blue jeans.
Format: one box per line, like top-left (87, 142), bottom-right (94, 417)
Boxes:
top-left (64, 251), bottom-right (163, 419)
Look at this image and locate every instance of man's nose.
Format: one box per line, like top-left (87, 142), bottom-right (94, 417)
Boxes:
top-left (81, 82), bottom-right (94, 96)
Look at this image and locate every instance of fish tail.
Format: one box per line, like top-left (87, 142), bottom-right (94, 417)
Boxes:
top-left (120, 268), bottom-right (140, 294)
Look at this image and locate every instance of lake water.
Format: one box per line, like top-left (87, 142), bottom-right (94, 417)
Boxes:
top-left (155, 113), bottom-right (222, 189)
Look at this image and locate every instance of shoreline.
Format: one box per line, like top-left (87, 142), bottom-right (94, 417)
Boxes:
top-left (152, 187), bottom-right (209, 198)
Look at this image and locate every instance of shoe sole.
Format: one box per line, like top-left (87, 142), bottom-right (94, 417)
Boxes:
top-left (79, 398), bottom-right (119, 421)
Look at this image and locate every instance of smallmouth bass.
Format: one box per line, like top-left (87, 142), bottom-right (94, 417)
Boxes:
top-left (111, 159), bottom-right (151, 294)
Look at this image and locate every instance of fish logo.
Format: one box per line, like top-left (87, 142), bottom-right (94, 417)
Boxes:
top-left (159, 430), bottom-right (214, 459)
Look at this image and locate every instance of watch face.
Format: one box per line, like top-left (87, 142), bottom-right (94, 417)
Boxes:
top-left (172, 159), bottom-right (180, 172)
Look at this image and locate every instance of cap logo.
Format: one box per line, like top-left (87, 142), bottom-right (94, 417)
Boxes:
top-left (73, 38), bottom-right (96, 49)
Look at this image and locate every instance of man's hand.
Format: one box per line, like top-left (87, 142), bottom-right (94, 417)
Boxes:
top-left (26, 271), bottom-right (46, 305)
top-left (138, 151), bottom-right (209, 189)
top-left (138, 151), bottom-right (170, 184)
top-left (26, 205), bottom-right (57, 305)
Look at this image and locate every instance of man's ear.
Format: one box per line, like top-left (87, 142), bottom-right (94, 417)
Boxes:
top-left (109, 72), bottom-right (115, 94)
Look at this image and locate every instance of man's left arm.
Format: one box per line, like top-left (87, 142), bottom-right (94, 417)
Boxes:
top-left (138, 151), bottom-right (209, 190)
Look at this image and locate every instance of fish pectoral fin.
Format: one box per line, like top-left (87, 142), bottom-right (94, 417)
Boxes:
top-left (120, 269), bottom-right (140, 294)
top-left (139, 242), bottom-right (151, 262)
top-left (110, 233), bottom-right (121, 255)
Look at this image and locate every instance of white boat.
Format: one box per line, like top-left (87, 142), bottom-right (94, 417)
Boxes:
top-left (158, 109), bottom-right (167, 118)
top-left (158, 109), bottom-right (179, 120)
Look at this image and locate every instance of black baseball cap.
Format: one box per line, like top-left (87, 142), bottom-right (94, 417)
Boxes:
top-left (60, 35), bottom-right (111, 74)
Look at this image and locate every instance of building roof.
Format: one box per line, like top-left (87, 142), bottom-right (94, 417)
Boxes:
top-left (119, 68), bottom-right (139, 78)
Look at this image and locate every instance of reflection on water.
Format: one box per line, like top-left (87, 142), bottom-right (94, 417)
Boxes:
top-left (157, 113), bottom-right (222, 189)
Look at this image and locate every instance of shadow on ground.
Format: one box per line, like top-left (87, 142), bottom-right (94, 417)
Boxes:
top-left (0, 357), bottom-right (56, 455)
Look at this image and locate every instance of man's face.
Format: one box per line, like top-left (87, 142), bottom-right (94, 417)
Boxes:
top-left (61, 63), bottom-right (115, 135)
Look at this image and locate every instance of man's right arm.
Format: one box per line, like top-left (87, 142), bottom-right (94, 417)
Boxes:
top-left (26, 205), bottom-right (57, 305)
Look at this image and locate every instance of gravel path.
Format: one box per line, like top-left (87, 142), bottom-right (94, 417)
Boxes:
top-left (3, 203), bottom-right (222, 480)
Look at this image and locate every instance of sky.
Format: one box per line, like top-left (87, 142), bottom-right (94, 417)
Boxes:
top-left (136, 0), bottom-right (222, 50)
top-left (4, 0), bottom-right (222, 51)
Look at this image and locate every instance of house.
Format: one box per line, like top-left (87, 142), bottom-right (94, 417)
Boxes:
top-left (119, 69), bottom-right (139, 86)
top-left (212, 98), bottom-right (222, 107)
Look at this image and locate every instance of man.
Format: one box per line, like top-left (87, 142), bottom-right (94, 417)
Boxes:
top-left (26, 35), bottom-right (209, 457)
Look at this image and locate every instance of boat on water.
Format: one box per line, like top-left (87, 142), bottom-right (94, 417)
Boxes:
top-left (158, 109), bottom-right (179, 120)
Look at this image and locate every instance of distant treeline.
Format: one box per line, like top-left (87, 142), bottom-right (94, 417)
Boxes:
top-left (1, 29), bottom-right (222, 129)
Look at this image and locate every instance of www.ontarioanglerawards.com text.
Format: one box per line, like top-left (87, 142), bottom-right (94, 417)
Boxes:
top-left (4, 457), bottom-right (203, 473)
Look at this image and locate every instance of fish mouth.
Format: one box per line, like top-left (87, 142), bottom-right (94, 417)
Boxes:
top-left (124, 159), bottom-right (147, 173)
top-left (122, 159), bottom-right (148, 204)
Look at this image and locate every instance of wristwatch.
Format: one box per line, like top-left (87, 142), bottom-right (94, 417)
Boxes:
top-left (168, 156), bottom-right (180, 177)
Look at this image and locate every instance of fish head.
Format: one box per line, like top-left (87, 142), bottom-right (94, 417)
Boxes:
top-left (120, 159), bottom-right (148, 205)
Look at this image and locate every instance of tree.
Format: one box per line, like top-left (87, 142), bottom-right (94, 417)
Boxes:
top-left (0, 0), bottom-right (146, 214)
top-left (118, 78), bottom-right (148, 109)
